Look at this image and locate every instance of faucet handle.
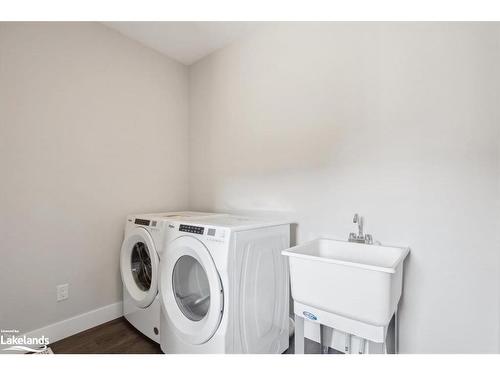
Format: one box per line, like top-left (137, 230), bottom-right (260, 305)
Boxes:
top-left (365, 234), bottom-right (373, 244)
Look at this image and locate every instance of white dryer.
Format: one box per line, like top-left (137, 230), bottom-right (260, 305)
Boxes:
top-left (120, 211), bottom-right (219, 343)
top-left (159, 215), bottom-right (290, 353)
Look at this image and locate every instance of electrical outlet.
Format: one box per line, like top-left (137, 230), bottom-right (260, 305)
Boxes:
top-left (57, 284), bottom-right (69, 302)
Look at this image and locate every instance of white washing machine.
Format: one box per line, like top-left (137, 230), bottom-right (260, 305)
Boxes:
top-left (120, 211), bottom-right (219, 343)
top-left (159, 215), bottom-right (290, 353)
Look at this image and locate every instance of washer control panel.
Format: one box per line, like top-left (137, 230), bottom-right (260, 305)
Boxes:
top-left (179, 224), bottom-right (204, 235)
top-left (133, 218), bottom-right (157, 227)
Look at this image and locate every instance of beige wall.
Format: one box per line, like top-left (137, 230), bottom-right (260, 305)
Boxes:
top-left (189, 23), bottom-right (500, 353)
top-left (0, 23), bottom-right (190, 333)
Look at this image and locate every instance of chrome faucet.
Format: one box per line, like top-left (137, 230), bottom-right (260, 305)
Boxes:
top-left (348, 213), bottom-right (373, 244)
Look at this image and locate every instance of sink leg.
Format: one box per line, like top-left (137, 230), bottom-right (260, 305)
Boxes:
top-left (320, 324), bottom-right (329, 354)
top-left (294, 314), bottom-right (305, 354)
top-left (395, 305), bottom-right (399, 354)
top-left (345, 333), bottom-right (351, 354)
top-left (358, 338), bottom-right (366, 354)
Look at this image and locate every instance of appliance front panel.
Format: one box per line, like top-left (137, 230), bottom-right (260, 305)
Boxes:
top-left (120, 227), bottom-right (159, 308)
top-left (160, 235), bottom-right (223, 345)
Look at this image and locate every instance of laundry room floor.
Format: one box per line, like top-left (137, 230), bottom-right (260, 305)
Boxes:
top-left (50, 317), bottom-right (330, 354)
top-left (50, 318), bottom-right (163, 354)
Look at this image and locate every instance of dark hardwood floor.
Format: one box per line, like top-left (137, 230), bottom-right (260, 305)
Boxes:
top-left (50, 317), bottom-right (326, 354)
top-left (50, 318), bottom-right (162, 354)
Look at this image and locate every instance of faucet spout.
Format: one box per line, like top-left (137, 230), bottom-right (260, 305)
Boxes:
top-left (352, 213), bottom-right (363, 237)
top-left (349, 213), bottom-right (372, 244)
top-left (358, 216), bottom-right (363, 238)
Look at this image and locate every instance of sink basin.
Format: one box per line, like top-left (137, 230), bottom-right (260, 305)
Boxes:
top-left (282, 238), bottom-right (409, 327)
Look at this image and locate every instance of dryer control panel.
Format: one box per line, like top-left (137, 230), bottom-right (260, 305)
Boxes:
top-left (179, 224), bottom-right (204, 235)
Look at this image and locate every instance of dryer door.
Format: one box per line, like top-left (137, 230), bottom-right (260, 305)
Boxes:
top-left (120, 227), bottom-right (159, 308)
top-left (160, 235), bottom-right (223, 345)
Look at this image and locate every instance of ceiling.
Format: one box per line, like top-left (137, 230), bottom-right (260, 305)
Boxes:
top-left (103, 22), bottom-right (261, 65)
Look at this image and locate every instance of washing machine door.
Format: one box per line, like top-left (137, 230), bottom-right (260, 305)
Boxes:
top-left (160, 235), bottom-right (223, 345)
top-left (120, 227), bottom-right (159, 308)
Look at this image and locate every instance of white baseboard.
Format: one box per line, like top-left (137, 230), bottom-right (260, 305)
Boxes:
top-left (23, 301), bottom-right (123, 345)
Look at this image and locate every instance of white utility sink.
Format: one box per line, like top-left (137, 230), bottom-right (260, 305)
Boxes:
top-left (282, 238), bottom-right (409, 327)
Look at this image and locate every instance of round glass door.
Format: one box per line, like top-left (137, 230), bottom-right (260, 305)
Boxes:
top-left (160, 235), bottom-right (223, 345)
top-left (173, 255), bottom-right (210, 321)
top-left (120, 227), bottom-right (159, 308)
top-left (131, 242), bottom-right (152, 291)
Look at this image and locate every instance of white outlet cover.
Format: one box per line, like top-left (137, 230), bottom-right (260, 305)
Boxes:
top-left (57, 284), bottom-right (69, 302)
